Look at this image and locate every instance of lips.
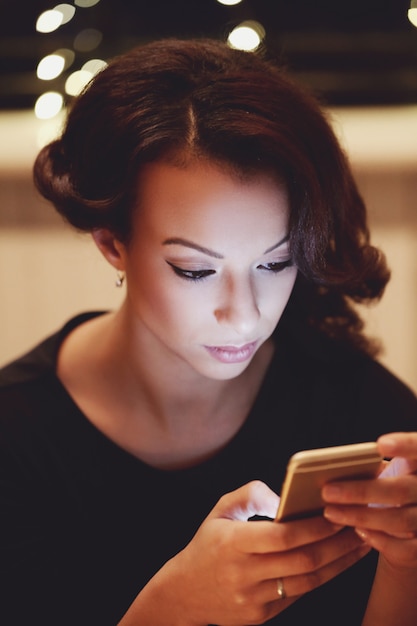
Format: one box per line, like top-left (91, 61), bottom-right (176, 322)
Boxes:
top-left (204, 341), bottom-right (258, 364)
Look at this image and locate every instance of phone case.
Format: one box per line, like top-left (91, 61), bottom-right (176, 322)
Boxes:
top-left (276, 442), bottom-right (382, 522)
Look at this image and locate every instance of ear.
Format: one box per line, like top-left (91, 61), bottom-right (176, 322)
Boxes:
top-left (91, 228), bottom-right (126, 271)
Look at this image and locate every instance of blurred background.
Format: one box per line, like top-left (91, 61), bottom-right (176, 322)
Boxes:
top-left (0, 0), bottom-right (416, 392)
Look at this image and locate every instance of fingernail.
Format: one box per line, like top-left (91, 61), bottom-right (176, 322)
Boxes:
top-left (355, 528), bottom-right (369, 541)
top-left (323, 506), bottom-right (343, 522)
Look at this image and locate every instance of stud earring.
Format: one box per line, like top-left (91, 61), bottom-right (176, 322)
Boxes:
top-left (115, 271), bottom-right (125, 287)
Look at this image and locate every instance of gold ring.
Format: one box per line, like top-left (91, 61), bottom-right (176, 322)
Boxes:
top-left (276, 577), bottom-right (286, 599)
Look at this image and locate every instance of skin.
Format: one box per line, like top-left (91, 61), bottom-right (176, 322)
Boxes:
top-left (57, 159), bottom-right (417, 625)
top-left (323, 432), bottom-right (417, 626)
top-left (102, 159), bottom-right (298, 383)
top-left (60, 159), bottom-right (299, 467)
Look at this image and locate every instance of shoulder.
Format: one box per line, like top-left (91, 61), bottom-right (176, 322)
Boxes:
top-left (280, 317), bottom-right (415, 400)
top-left (0, 311), bottom-right (106, 439)
top-left (338, 355), bottom-right (417, 424)
top-left (0, 313), bottom-right (109, 491)
top-left (0, 311), bottom-right (105, 390)
top-left (271, 320), bottom-right (417, 440)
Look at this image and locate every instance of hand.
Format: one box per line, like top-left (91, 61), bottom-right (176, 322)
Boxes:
top-left (322, 432), bottom-right (417, 571)
top-left (154, 481), bottom-right (370, 626)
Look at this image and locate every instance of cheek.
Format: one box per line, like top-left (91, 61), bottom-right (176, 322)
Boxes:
top-left (143, 278), bottom-right (207, 329)
top-left (146, 283), bottom-right (181, 322)
top-left (126, 265), bottom-right (171, 322)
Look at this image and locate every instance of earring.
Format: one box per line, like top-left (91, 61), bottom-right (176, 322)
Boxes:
top-left (115, 271), bottom-right (125, 287)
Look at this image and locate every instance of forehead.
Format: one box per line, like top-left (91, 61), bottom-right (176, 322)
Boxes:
top-left (133, 159), bottom-right (290, 247)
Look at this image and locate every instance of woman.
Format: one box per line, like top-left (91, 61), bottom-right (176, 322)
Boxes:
top-left (1, 38), bottom-right (417, 625)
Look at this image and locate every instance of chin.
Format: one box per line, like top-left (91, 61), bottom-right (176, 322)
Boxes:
top-left (198, 360), bottom-right (252, 381)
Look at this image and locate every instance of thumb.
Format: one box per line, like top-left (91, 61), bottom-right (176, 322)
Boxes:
top-left (210, 480), bottom-right (280, 522)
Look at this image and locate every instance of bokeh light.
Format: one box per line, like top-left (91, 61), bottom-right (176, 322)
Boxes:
top-left (36, 49), bottom-right (76, 81)
top-left (36, 10), bottom-right (64, 33)
top-left (74, 28), bottom-right (103, 52)
top-left (54, 4), bottom-right (76, 25)
top-left (74, 0), bottom-right (101, 7)
top-left (82, 58), bottom-right (107, 74)
top-left (408, 7), bottom-right (417, 27)
top-left (216, 0), bottom-right (243, 5)
top-left (54, 48), bottom-right (76, 70)
top-left (37, 54), bottom-right (66, 80)
top-left (65, 70), bottom-right (93, 96)
top-left (227, 21), bottom-right (265, 51)
top-left (34, 92), bottom-right (64, 119)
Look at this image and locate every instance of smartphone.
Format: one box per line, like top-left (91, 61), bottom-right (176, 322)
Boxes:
top-left (275, 441), bottom-right (383, 522)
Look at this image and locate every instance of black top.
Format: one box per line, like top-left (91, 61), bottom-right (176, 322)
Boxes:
top-left (1, 312), bottom-right (416, 625)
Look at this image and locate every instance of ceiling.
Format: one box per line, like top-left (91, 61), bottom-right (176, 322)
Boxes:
top-left (1, 0), bottom-right (417, 111)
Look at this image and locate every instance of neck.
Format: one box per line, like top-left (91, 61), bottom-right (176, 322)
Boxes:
top-left (57, 306), bottom-right (274, 468)
top-left (104, 304), bottom-right (269, 432)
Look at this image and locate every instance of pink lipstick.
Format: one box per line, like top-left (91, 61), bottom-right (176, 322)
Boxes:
top-left (204, 341), bottom-right (258, 364)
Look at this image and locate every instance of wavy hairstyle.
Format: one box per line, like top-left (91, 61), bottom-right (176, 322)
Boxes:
top-left (33, 37), bottom-right (390, 355)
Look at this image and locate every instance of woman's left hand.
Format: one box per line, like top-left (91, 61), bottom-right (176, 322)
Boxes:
top-left (322, 432), bottom-right (417, 570)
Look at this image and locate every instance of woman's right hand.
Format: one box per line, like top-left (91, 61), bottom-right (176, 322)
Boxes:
top-left (119, 481), bottom-right (370, 626)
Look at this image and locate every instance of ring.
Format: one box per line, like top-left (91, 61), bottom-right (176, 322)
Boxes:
top-left (276, 577), bottom-right (286, 600)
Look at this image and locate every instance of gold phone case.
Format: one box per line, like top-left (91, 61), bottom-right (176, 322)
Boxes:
top-left (276, 442), bottom-right (382, 522)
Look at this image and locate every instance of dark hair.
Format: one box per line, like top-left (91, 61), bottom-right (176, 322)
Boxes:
top-left (33, 37), bottom-right (390, 355)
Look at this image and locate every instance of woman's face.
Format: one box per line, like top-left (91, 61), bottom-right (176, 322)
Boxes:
top-left (116, 159), bottom-right (297, 380)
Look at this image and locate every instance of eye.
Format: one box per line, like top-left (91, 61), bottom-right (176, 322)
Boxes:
top-left (166, 261), bottom-right (216, 281)
top-left (257, 259), bottom-right (294, 273)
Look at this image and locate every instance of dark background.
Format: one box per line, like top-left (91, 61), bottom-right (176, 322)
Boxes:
top-left (0, 0), bottom-right (416, 110)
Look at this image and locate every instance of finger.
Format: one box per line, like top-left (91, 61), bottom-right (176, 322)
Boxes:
top-left (258, 542), bottom-right (372, 607)
top-left (324, 503), bottom-right (417, 537)
top-left (253, 527), bottom-right (365, 579)
top-left (210, 480), bottom-right (280, 522)
top-left (354, 528), bottom-right (417, 565)
top-left (378, 432), bottom-right (417, 462)
top-left (322, 475), bottom-right (417, 507)
top-left (224, 542), bottom-right (371, 624)
top-left (209, 481), bottom-right (344, 555)
top-left (209, 514), bottom-right (344, 556)
top-left (282, 542), bottom-right (372, 597)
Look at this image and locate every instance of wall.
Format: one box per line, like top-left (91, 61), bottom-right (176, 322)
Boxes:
top-left (0, 107), bottom-right (416, 393)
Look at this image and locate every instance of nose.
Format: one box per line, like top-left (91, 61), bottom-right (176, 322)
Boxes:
top-left (214, 272), bottom-right (260, 335)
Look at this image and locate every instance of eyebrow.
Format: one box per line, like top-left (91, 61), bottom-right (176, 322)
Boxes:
top-left (162, 234), bottom-right (290, 258)
top-left (263, 234), bottom-right (290, 254)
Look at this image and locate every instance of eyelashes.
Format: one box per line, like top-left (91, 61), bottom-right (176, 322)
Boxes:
top-left (256, 259), bottom-right (294, 273)
top-left (166, 261), bottom-right (216, 281)
top-left (166, 259), bottom-right (294, 282)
